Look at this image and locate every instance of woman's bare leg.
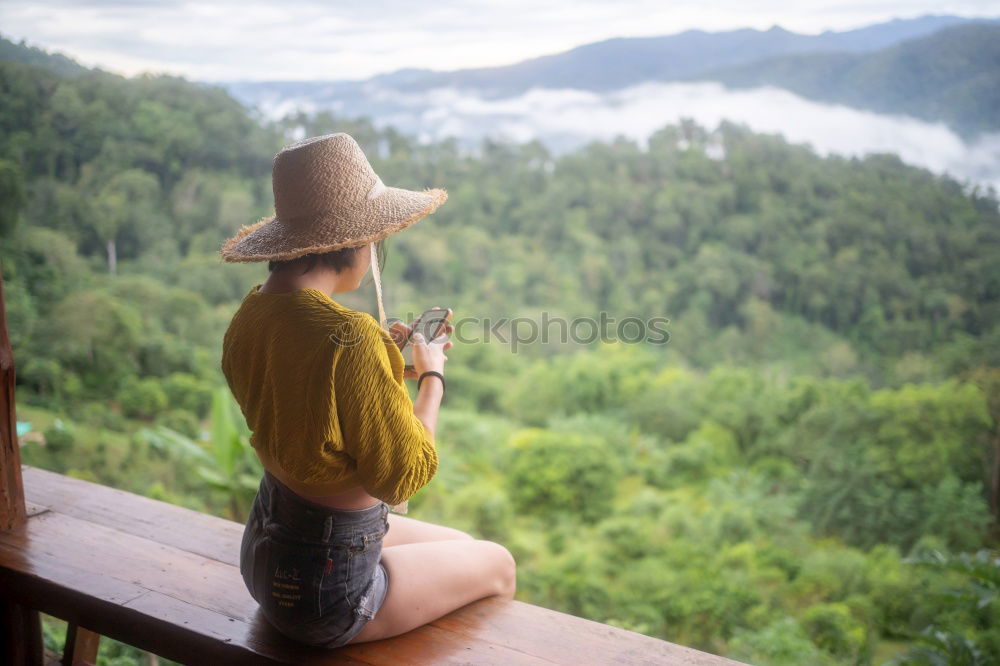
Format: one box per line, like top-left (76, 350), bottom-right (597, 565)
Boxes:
top-left (382, 512), bottom-right (475, 546)
top-left (346, 539), bottom-right (516, 644)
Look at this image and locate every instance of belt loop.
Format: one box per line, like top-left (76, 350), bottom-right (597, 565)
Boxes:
top-left (322, 515), bottom-right (332, 542)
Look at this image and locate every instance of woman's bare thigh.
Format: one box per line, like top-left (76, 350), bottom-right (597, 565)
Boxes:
top-left (382, 512), bottom-right (474, 547)
top-left (346, 539), bottom-right (516, 644)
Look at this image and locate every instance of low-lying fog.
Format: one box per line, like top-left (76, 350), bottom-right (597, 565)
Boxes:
top-left (256, 81), bottom-right (1000, 195)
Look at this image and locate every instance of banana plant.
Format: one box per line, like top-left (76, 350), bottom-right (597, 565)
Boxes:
top-left (887, 549), bottom-right (1000, 665)
top-left (139, 386), bottom-right (263, 522)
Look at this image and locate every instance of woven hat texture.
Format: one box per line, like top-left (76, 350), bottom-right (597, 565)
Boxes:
top-left (219, 132), bottom-right (447, 262)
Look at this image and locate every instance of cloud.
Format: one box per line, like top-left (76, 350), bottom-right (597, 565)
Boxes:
top-left (2, 1), bottom-right (999, 81)
top-left (256, 81), bottom-right (1000, 193)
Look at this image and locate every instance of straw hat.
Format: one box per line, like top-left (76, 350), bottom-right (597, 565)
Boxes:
top-left (218, 132), bottom-right (447, 263)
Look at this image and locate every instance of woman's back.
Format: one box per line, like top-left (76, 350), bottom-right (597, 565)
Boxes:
top-left (221, 282), bottom-right (438, 509)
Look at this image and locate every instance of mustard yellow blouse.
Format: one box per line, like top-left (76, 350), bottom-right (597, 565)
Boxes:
top-left (220, 284), bottom-right (438, 505)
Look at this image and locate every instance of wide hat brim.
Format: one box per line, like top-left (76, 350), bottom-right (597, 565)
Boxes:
top-left (219, 186), bottom-right (447, 263)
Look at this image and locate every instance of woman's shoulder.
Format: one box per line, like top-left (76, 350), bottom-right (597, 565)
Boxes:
top-left (325, 307), bottom-right (393, 352)
top-left (328, 310), bottom-right (404, 378)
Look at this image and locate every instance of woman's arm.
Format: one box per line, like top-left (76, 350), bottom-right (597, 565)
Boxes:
top-left (390, 312), bottom-right (452, 436)
top-left (332, 319), bottom-right (443, 506)
top-left (412, 370), bottom-right (445, 434)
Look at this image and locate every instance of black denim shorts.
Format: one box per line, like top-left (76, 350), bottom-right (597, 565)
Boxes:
top-left (240, 470), bottom-right (391, 648)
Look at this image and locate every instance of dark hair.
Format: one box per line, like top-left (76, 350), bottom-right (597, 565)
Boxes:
top-left (268, 239), bottom-right (387, 279)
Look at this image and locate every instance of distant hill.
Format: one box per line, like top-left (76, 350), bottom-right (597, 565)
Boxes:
top-left (698, 23), bottom-right (1000, 139)
top-left (0, 34), bottom-right (90, 77)
top-left (0, 34), bottom-right (275, 203)
top-left (362, 14), bottom-right (988, 96)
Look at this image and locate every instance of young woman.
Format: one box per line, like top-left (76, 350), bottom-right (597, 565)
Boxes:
top-left (219, 133), bottom-right (516, 649)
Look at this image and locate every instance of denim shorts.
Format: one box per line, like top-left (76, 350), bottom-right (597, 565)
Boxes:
top-left (240, 470), bottom-right (391, 648)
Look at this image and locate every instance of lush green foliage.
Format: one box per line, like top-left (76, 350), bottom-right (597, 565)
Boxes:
top-left (3, 40), bottom-right (999, 665)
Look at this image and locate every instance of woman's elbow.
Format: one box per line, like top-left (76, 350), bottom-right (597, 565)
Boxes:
top-left (400, 446), bottom-right (439, 498)
top-left (367, 445), bottom-right (438, 505)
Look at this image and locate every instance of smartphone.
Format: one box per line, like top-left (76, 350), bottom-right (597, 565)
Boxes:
top-left (400, 307), bottom-right (450, 372)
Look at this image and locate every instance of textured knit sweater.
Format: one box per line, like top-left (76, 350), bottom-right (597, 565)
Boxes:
top-left (220, 284), bottom-right (438, 505)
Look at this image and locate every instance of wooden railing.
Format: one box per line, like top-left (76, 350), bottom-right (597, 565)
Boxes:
top-left (0, 264), bottom-right (745, 665)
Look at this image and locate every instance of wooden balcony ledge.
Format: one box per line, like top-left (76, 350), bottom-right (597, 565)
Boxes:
top-left (0, 465), bottom-right (745, 665)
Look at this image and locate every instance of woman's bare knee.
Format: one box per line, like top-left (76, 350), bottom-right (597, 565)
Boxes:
top-left (349, 539), bottom-right (514, 643)
top-left (487, 541), bottom-right (517, 599)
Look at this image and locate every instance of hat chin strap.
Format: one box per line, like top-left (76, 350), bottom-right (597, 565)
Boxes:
top-left (370, 241), bottom-right (388, 332)
top-left (366, 175), bottom-right (388, 331)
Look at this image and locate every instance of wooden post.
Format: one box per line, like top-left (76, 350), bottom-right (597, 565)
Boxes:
top-left (63, 623), bottom-right (101, 666)
top-left (0, 260), bottom-right (44, 664)
top-left (0, 261), bottom-right (26, 530)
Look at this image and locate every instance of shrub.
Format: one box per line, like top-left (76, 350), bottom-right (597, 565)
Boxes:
top-left (117, 378), bottom-right (168, 420)
top-left (157, 408), bottom-right (201, 439)
top-left (42, 421), bottom-right (75, 454)
top-left (161, 373), bottom-right (214, 418)
top-left (801, 602), bottom-right (870, 662)
top-left (504, 428), bottom-right (622, 521)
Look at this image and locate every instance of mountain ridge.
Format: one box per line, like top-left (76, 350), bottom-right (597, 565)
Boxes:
top-left (214, 14), bottom-right (995, 95)
top-left (696, 22), bottom-right (1000, 139)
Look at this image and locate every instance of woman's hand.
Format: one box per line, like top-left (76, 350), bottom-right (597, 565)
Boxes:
top-left (389, 320), bottom-right (412, 350)
top-left (408, 308), bottom-right (451, 432)
top-left (390, 308), bottom-right (453, 380)
top-left (389, 320), bottom-right (422, 380)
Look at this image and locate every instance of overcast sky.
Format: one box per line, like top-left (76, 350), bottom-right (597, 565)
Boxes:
top-left (2, 1), bottom-right (998, 82)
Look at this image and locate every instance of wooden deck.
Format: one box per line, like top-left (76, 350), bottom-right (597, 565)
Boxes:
top-left (0, 465), bottom-right (746, 665)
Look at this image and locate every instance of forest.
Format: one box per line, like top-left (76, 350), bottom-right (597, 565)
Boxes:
top-left (1, 39), bottom-right (999, 665)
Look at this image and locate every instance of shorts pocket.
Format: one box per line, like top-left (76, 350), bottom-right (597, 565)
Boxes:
top-left (258, 534), bottom-right (331, 625)
top-left (345, 530), bottom-right (385, 609)
top-left (358, 526), bottom-right (387, 552)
